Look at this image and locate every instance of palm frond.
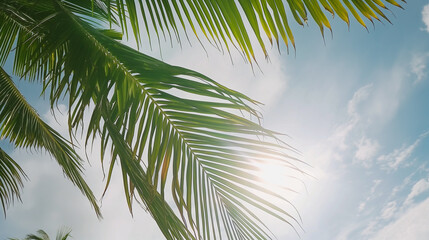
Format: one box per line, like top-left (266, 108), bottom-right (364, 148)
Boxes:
top-left (101, 0), bottom-right (405, 62)
top-left (87, 28), bottom-right (303, 240)
top-left (9, 228), bottom-right (71, 240)
top-left (0, 146), bottom-right (27, 216)
top-left (0, 66), bottom-right (101, 217)
top-left (55, 228), bottom-right (72, 240)
top-left (1, 1), bottom-right (306, 238)
top-left (25, 230), bottom-right (50, 240)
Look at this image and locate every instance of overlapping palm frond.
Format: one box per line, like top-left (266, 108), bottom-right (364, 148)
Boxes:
top-left (103, 0), bottom-right (404, 62)
top-left (1, 0), bottom-right (304, 239)
top-left (0, 66), bottom-right (101, 217)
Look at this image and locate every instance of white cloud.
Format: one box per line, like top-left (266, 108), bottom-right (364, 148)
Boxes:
top-left (422, 4), bottom-right (429, 33)
top-left (377, 132), bottom-right (429, 171)
top-left (347, 84), bottom-right (373, 118)
top-left (331, 118), bottom-right (359, 151)
top-left (358, 202), bottom-right (366, 212)
top-left (330, 84), bottom-right (373, 150)
top-left (410, 53), bottom-right (429, 84)
top-left (370, 197), bottom-right (429, 240)
top-left (362, 220), bottom-right (378, 236)
top-left (404, 178), bottom-right (429, 206)
top-left (358, 179), bottom-right (382, 213)
top-left (371, 180), bottom-right (382, 194)
top-left (329, 63), bottom-right (412, 159)
top-left (390, 174), bottom-right (413, 198)
top-left (381, 201), bottom-right (397, 220)
top-left (378, 142), bottom-right (418, 170)
top-left (354, 136), bottom-right (380, 167)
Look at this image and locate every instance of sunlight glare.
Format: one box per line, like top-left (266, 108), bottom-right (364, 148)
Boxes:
top-left (258, 162), bottom-right (288, 189)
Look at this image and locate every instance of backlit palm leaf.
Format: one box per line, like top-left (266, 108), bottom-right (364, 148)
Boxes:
top-left (1, 1), bottom-right (303, 239)
top-left (0, 66), bottom-right (101, 217)
top-left (103, 0), bottom-right (404, 62)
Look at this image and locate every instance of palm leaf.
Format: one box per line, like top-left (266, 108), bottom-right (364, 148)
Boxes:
top-left (24, 230), bottom-right (50, 240)
top-left (101, 0), bottom-right (405, 62)
top-left (89, 28), bottom-right (304, 240)
top-left (0, 1), bottom-right (305, 238)
top-left (9, 228), bottom-right (71, 240)
top-left (0, 66), bottom-right (101, 217)
top-left (0, 146), bottom-right (27, 215)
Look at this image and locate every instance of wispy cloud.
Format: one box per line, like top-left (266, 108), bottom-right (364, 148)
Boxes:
top-left (410, 53), bottom-right (429, 84)
top-left (370, 197), bottom-right (429, 240)
top-left (381, 201), bottom-right (397, 220)
top-left (378, 141), bottom-right (419, 170)
top-left (422, 4), bottom-right (429, 33)
top-left (358, 179), bottom-right (382, 213)
top-left (331, 84), bottom-right (373, 150)
top-left (390, 174), bottom-right (413, 198)
top-left (371, 179), bottom-right (382, 194)
top-left (359, 196), bottom-right (398, 236)
top-left (347, 84), bottom-right (373, 118)
top-left (358, 202), bottom-right (366, 213)
top-left (377, 131), bottom-right (429, 171)
top-left (354, 136), bottom-right (380, 168)
top-left (362, 220), bottom-right (378, 237)
top-left (404, 178), bottom-right (429, 206)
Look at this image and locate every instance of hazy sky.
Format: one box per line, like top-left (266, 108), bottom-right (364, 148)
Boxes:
top-left (1, 1), bottom-right (429, 239)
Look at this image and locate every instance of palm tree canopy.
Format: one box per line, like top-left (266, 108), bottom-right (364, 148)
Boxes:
top-left (0, 0), bottom-right (404, 239)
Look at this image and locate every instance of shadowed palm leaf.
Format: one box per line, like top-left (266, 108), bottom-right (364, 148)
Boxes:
top-left (9, 228), bottom-right (71, 240)
top-left (0, 146), bottom-right (26, 215)
top-left (0, 67), bottom-right (101, 217)
top-left (0, 0), bottom-right (404, 239)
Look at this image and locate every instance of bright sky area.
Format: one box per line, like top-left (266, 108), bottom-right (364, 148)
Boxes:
top-left (1, 1), bottom-right (429, 239)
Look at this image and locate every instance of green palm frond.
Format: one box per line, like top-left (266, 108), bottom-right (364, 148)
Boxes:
top-left (0, 146), bottom-right (27, 215)
top-left (0, 66), bottom-right (101, 217)
top-left (55, 228), bottom-right (71, 240)
top-left (93, 34), bottom-right (304, 240)
top-left (0, 1), bottom-right (305, 238)
top-left (102, 0), bottom-right (404, 62)
top-left (24, 230), bottom-right (50, 240)
top-left (9, 228), bottom-right (71, 240)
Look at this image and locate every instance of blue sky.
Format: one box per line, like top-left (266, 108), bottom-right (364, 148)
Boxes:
top-left (1, 1), bottom-right (429, 239)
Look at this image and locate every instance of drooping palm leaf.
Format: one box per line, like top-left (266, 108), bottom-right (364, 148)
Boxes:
top-left (0, 146), bottom-right (27, 215)
top-left (0, 66), bottom-right (101, 217)
top-left (1, 0), bottom-right (305, 239)
top-left (101, 0), bottom-right (404, 62)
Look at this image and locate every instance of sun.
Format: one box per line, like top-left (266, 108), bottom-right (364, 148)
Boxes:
top-left (258, 162), bottom-right (288, 188)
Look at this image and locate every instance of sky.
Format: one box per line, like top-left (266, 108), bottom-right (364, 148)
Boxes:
top-left (1, 1), bottom-right (429, 240)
